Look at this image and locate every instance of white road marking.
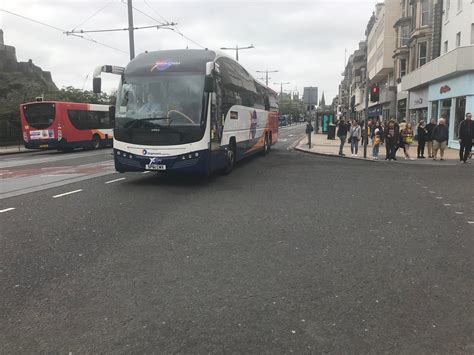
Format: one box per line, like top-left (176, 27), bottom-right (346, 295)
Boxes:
top-left (0, 207), bottom-right (15, 213)
top-left (105, 177), bottom-right (126, 184)
top-left (52, 189), bottom-right (83, 199)
top-left (443, 203), bottom-right (451, 206)
top-left (436, 197), bottom-right (443, 199)
top-left (429, 191), bottom-right (435, 194)
top-left (468, 221), bottom-right (474, 224)
top-left (455, 212), bottom-right (464, 215)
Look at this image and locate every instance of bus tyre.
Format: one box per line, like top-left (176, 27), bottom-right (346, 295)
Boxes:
top-left (91, 134), bottom-right (101, 150)
top-left (223, 142), bottom-right (236, 175)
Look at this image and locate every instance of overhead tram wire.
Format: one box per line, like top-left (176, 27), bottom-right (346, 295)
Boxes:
top-left (71, 0), bottom-right (115, 31)
top-left (140, 0), bottom-right (207, 49)
top-left (0, 8), bottom-right (128, 54)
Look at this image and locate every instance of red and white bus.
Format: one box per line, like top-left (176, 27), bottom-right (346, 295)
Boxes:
top-left (20, 101), bottom-right (113, 151)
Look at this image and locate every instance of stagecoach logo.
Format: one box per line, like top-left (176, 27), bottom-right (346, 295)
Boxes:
top-left (249, 110), bottom-right (258, 140)
top-left (150, 60), bottom-right (181, 72)
top-left (142, 149), bottom-right (148, 155)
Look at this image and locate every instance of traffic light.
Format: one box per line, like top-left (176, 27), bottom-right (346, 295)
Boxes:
top-left (370, 85), bottom-right (380, 102)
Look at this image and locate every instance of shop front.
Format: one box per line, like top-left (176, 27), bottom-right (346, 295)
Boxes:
top-left (368, 104), bottom-right (383, 121)
top-left (428, 73), bottom-right (474, 149)
top-left (408, 87), bottom-right (428, 126)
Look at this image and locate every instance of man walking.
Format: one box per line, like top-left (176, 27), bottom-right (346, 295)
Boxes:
top-left (384, 120), bottom-right (399, 161)
top-left (425, 118), bottom-right (436, 158)
top-left (458, 112), bottom-right (473, 164)
top-left (337, 118), bottom-right (349, 156)
top-left (432, 118), bottom-right (449, 161)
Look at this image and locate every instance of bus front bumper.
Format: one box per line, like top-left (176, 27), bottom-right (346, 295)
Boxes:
top-left (114, 148), bottom-right (210, 174)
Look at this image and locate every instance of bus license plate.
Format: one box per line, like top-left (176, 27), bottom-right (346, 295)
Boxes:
top-left (145, 164), bottom-right (166, 171)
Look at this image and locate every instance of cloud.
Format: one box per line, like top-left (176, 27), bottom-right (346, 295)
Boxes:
top-left (1, 0), bottom-right (375, 101)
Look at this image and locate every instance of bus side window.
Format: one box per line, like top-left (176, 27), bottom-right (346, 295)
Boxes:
top-left (264, 95), bottom-right (270, 111)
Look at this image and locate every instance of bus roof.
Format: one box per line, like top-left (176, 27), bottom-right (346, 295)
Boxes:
top-left (125, 49), bottom-right (217, 76)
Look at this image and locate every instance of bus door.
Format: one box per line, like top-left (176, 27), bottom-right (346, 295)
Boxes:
top-left (210, 77), bottom-right (226, 169)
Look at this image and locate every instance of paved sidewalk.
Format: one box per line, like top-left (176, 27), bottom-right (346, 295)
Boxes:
top-left (0, 144), bottom-right (38, 156)
top-left (296, 133), bottom-right (471, 166)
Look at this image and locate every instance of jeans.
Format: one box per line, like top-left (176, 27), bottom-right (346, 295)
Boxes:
top-left (386, 142), bottom-right (397, 160)
top-left (338, 135), bottom-right (346, 154)
top-left (417, 141), bottom-right (426, 157)
top-left (350, 137), bottom-right (358, 154)
top-left (372, 144), bottom-right (379, 158)
top-left (459, 141), bottom-right (472, 162)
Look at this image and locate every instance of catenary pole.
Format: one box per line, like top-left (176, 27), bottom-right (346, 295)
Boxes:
top-left (127, 0), bottom-right (135, 60)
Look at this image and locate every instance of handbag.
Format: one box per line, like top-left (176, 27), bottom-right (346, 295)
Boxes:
top-left (374, 136), bottom-right (381, 146)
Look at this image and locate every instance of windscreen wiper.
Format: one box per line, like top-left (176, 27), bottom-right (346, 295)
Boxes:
top-left (123, 117), bottom-right (169, 130)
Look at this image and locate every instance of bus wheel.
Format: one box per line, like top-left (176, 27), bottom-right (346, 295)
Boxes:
top-left (223, 142), bottom-right (236, 174)
top-left (91, 134), bottom-right (101, 150)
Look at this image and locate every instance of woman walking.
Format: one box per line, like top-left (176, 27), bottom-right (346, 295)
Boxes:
top-left (417, 120), bottom-right (428, 158)
top-left (349, 121), bottom-right (361, 157)
top-left (401, 122), bottom-right (415, 160)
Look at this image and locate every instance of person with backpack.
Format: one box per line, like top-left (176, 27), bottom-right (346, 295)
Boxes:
top-left (401, 122), bottom-right (415, 160)
top-left (458, 112), bottom-right (473, 164)
top-left (432, 118), bottom-right (449, 161)
top-left (416, 120), bottom-right (428, 158)
top-left (372, 121), bottom-right (382, 160)
top-left (349, 120), bottom-right (361, 157)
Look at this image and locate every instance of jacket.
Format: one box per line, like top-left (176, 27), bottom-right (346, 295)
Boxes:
top-left (458, 120), bottom-right (474, 143)
top-left (417, 126), bottom-right (428, 142)
top-left (425, 123), bottom-right (435, 141)
top-left (337, 122), bottom-right (349, 137)
top-left (384, 123), bottom-right (400, 144)
top-left (349, 125), bottom-right (361, 140)
top-left (432, 124), bottom-right (449, 142)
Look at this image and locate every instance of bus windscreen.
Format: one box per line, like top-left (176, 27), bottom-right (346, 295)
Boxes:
top-left (23, 103), bottom-right (56, 129)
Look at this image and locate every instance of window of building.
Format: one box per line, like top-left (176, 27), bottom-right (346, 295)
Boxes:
top-left (418, 42), bottom-right (427, 67)
top-left (444, 40), bottom-right (449, 53)
top-left (472, 24), bottom-right (474, 45)
top-left (445, 0), bottom-right (450, 19)
top-left (401, 25), bottom-right (409, 46)
top-left (400, 58), bottom-right (407, 77)
top-left (457, 0), bottom-right (462, 12)
top-left (456, 32), bottom-right (461, 47)
top-left (421, 0), bottom-right (429, 26)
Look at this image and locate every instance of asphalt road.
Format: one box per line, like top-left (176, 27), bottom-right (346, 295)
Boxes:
top-left (1, 124), bottom-right (473, 353)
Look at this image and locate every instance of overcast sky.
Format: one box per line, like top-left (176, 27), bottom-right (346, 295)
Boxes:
top-left (1, 0), bottom-right (376, 102)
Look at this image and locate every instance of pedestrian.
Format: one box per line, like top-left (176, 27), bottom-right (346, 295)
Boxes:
top-left (360, 120), bottom-right (366, 147)
top-left (396, 119), bottom-right (407, 158)
top-left (425, 118), bottom-right (436, 158)
top-left (416, 120), bottom-right (428, 158)
top-left (372, 121), bottom-right (382, 160)
top-left (401, 122), bottom-right (415, 160)
top-left (384, 120), bottom-right (399, 161)
top-left (432, 118), bottom-right (449, 161)
top-left (336, 118), bottom-right (349, 156)
top-left (349, 120), bottom-right (361, 157)
top-left (458, 112), bottom-right (474, 164)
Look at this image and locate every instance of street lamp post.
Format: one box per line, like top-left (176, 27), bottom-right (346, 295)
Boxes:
top-left (220, 44), bottom-right (254, 61)
top-left (256, 69), bottom-right (278, 86)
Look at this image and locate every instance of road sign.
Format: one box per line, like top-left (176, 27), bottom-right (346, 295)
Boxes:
top-left (303, 87), bottom-right (318, 105)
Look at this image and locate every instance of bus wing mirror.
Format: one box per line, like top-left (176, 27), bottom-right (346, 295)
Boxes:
top-left (204, 75), bottom-right (214, 93)
top-left (109, 105), bottom-right (115, 125)
top-left (93, 77), bottom-right (102, 93)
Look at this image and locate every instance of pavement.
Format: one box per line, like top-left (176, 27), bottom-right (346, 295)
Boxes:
top-left (1, 124), bottom-right (473, 353)
top-left (0, 144), bottom-right (36, 155)
top-left (296, 132), bottom-right (467, 166)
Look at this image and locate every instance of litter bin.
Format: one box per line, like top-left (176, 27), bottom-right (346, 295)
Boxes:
top-left (327, 124), bottom-right (336, 140)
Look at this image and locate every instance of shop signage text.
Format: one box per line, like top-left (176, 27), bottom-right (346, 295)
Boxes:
top-left (440, 85), bottom-right (451, 94)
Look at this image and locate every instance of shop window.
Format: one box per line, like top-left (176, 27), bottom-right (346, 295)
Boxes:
top-left (440, 99), bottom-right (452, 129)
top-left (418, 42), bottom-right (427, 67)
top-left (431, 101), bottom-right (439, 120)
top-left (454, 97), bottom-right (466, 139)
